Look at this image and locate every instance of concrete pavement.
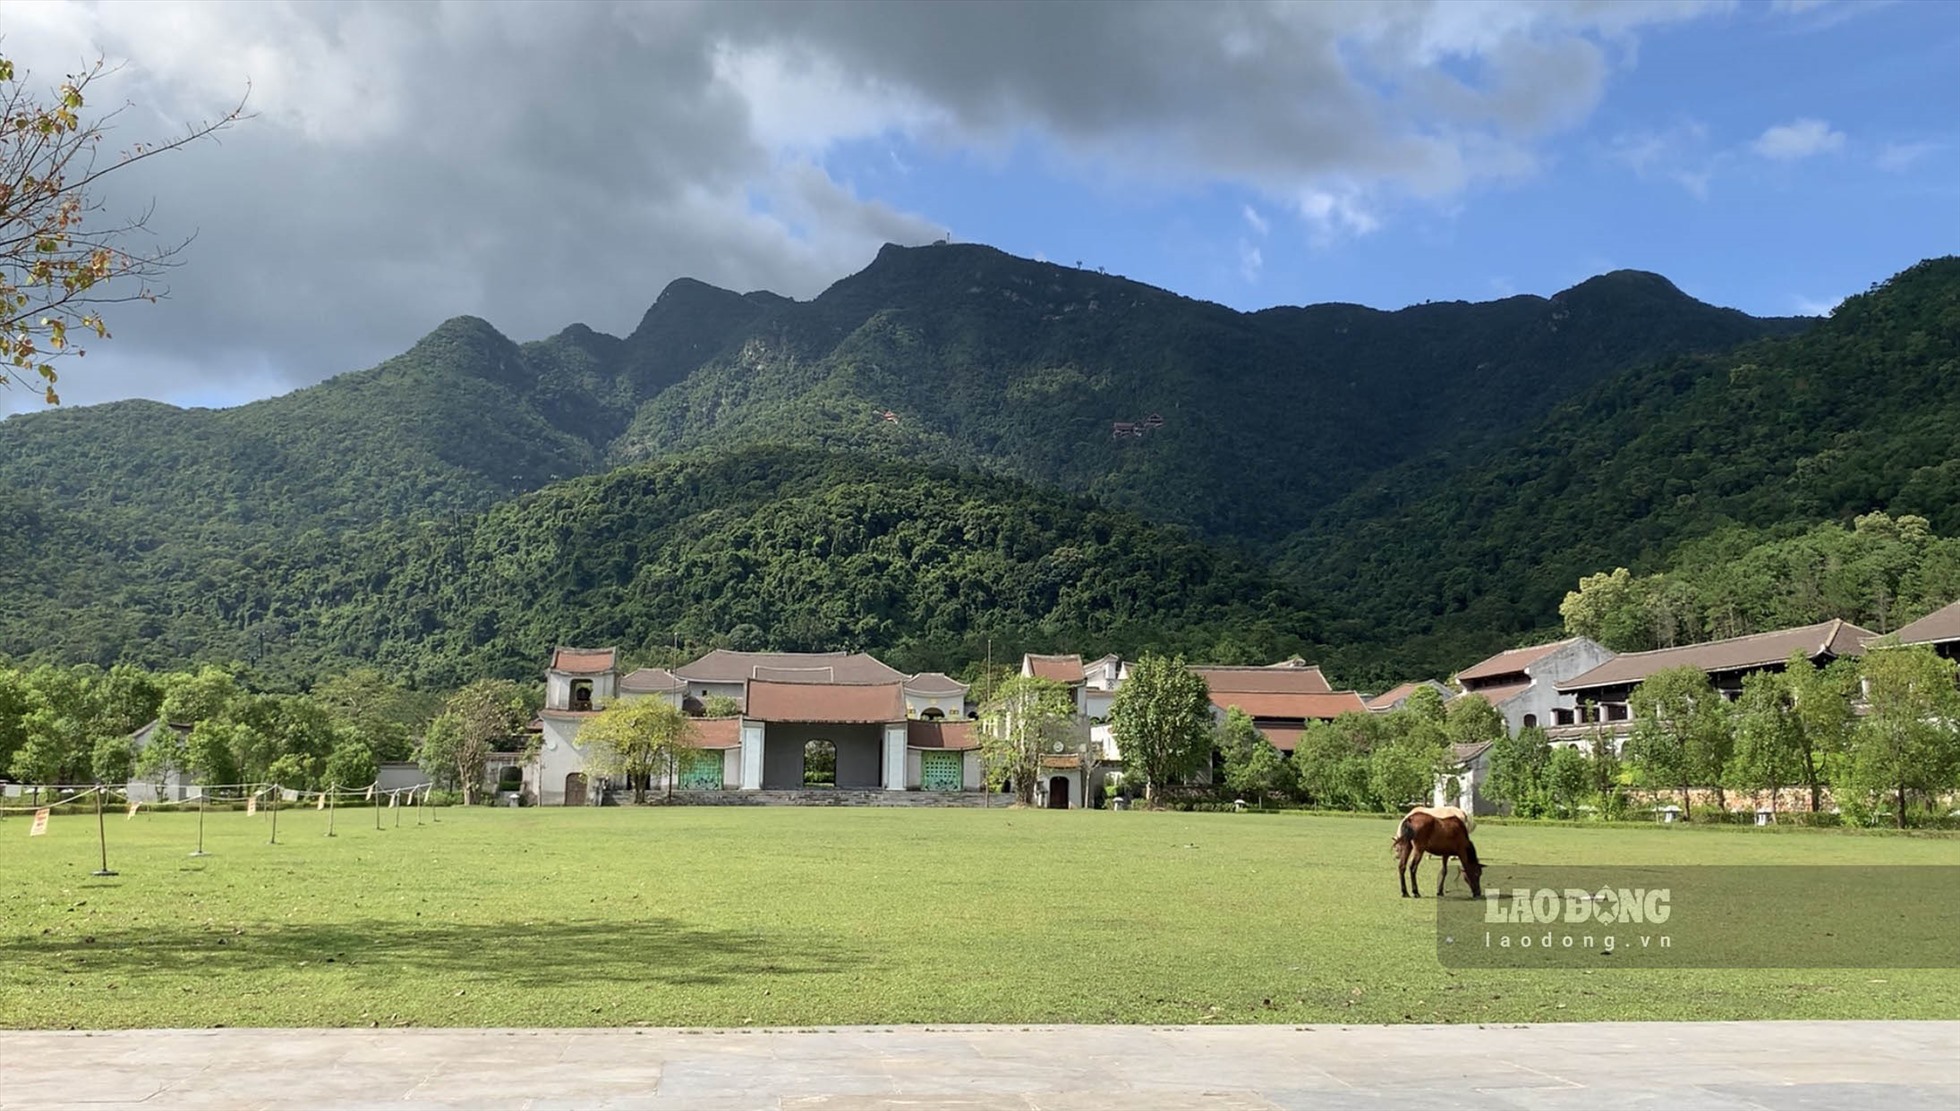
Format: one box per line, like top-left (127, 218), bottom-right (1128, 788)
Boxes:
top-left (3, 1021), bottom-right (1957, 1110)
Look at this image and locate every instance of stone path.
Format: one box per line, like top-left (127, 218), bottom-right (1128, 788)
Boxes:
top-left (3, 1021), bottom-right (1957, 1109)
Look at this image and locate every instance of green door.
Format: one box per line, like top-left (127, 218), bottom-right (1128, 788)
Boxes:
top-left (679, 750), bottom-right (723, 789)
top-left (921, 749), bottom-right (963, 791)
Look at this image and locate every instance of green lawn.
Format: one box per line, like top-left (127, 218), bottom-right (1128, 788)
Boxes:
top-left (3, 805), bottom-right (1958, 1029)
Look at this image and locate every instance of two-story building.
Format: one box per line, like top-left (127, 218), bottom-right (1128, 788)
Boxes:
top-left (1884, 599), bottom-right (1960, 662)
top-left (1452, 637), bottom-right (1615, 735)
top-left (530, 647), bottom-right (983, 805)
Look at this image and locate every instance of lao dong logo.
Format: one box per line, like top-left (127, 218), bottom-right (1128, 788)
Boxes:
top-left (1485, 887), bottom-right (1672, 925)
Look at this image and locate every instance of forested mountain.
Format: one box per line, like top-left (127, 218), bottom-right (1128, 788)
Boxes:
top-left (1293, 257), bottom-right (1960, 681)
top-left (3, 450), bottom-right (1324, 689)
top-left (612, 244), bottom-right (1804, 539)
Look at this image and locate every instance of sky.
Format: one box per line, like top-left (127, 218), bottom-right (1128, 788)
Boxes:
top-left (3, 0), bottom-right (1956, 414)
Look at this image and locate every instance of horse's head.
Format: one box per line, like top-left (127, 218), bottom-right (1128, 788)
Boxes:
top-left (1460, 840), bottom-right (1484, 899)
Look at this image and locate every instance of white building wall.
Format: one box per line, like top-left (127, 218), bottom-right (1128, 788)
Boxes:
top-left (532, 717), bottom-right (595, 805)
top-left (883, 724), bottom-right (907, 790)
top-left (1499, 638), bottom-right (1617, 735)
top-left (904, 692), bottom-right (966, 718)
top-left (905, 749), bottom-right (923, 788)
top-left (739, 721), bottom-right (765, 789)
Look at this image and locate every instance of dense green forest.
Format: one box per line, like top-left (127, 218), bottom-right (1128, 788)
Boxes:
top-left (7, 244), bottom-right (1960, 694)
top-left (2, 450), bottom-right (1325, 689)
top-left (1295, 256), bottom-right (1960, 681)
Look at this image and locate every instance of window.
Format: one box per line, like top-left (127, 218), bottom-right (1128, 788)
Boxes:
top-left (803, 739), bottom-right (836, 787)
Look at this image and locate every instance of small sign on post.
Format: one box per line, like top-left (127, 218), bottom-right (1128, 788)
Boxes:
top-left (29, 808), bottom-right (50, 837)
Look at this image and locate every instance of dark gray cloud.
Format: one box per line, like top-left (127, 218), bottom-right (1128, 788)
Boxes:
top-left (3, 0), bottom-right (1722, 411)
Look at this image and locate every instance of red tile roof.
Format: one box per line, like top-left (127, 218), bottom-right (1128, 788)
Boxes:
top-left (1456, 639), bottom-right (1572, 683)
top-left (907, 720), bottom-right (980, 750)
top-left (620, 668), bottom-right (682, 693)
top-left (688, 718), bottom-right (744, 750)
top-left (1886, 599), bottom-right (1960, 647)
top-left (744, 680), bottom-right (905, 724)
top-left (904, 672), bottom-right (970, 696)
top-left (1211, 691), bottom-right (1368, 721)
top-left (1025, 654), bottom-right (1086, 683)
top-left (1192, 664), bottom-right (1333, 695)
top-left (1460, 681), bottom-right (1531, 707)
top-left (1256, 724), bottom-right (1305, 754)
top-left (1560, 620), bottom-right (1873, 692)
top-left (549, 647), bottom-right (618, 674)
top-left (675, 650), bottom-right (904, 684)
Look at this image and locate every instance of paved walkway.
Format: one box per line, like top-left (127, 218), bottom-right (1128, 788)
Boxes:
top-left (4, 1021), bottom-right (1957, 1110)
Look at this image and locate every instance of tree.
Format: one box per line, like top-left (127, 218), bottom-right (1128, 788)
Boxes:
top-left (1846, 644), bottom-right (1960, 828)
top-left (976, 675), bottom-right (1077, 807)
top-left (1369, 720), bottom-right (1447, 812)
top-left (90, 734), bottom-right (133, 784)
top-left (323, 738), bottom-right (377, 793)
top-left (579, 697), bottom-right (699, 803)
top-left (1727, 669), bottom-right (1804, 813)
top-left (1108, 654), bottom-right (1213, 805)
top-left (1292, 714), bottom-right (1381, 810)
top-left (1625, 666), bottom-right (1731, 819)
top-left (160, 666), bottom-right (242, 728)
top-left (1, 53), bottom-right (247, 402)
top-left (419, 679), bottom-right (529, 804)
top-left (1217, 708), bottom-right (1289, 807)
top-left (1560, 568), bottom-right (1659, 651)
top-left (313, 668), bottom-right (430, 761)
top-left (1487, 725), bottom-right (1552, 816)
top-left (1443, 693), bottom-right (1506, 748)
top-left (700, 694), bottom-right (743, 718)
top-left (1543, 745), bottom-right (1591, 818)
top-left (1402, 684), bottom-right (1448, 726)
top-left (1787, 653), bottom-right (1858, 812)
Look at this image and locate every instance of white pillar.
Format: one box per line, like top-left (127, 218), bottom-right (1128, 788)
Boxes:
top-left (883, 724), bottom-right (908, 790)
top-left (740, 721), bottom-right (764, 790)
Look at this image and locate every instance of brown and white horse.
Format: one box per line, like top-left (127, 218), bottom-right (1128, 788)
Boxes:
top-left (1393, 808), bottom-right (1483, 898)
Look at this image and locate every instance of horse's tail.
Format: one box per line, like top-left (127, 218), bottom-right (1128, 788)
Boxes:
top-left (1393, 816), bottom-right (1413, 846)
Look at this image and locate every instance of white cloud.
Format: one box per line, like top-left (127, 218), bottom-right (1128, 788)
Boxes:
top-left (1606, 121), bottom-right (1717, 198)
top-left (1752, 118), bottom-right (1846, 161)
top-left (1793, 294), bottom-right (1840, 316)
top-left (1876, 141), bottom-right (1937, 173)
top-left (2, 0), bottom-right (1734, 406)
top-left (1242, 205), bottom-right (1270, 236)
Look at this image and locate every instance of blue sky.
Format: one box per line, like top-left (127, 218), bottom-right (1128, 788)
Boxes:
top-left (819, 2), bottom-right (1957, 319)
top-left (4, 0), bottom-right (1958, 412)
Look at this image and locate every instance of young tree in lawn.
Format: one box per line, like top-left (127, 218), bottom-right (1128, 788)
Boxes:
top-left (1847, 644), bottom-right (1960, 828)
top-left (1217, 708), bottom-right (1288, 808)
top-left (1625, 666), bottom-right (1730, 819)
top-left (1727, 669), bottom-right (1805, 814)
top-left (1787, 653), bottom-right (1858, 812)
top-left (579, 697), bottom-right (700, 803)
top-left (1543, 745), bottom-right (1591, 818)
top-left (1, 53), bottom-right (247, 402)
top-left (976, 675), bottom-right (1077, 807)
top-left (419, 679), bottom-right (530, 804)
top-left (1108, 654), bottom-right (1214, 806)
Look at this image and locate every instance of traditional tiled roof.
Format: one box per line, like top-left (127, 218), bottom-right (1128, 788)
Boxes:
top-left (1450, 741), bottom-right (1495, 766)
top-left (688, 718), bottom-right (744, 750)
top-left (1039, 754), bottom-right (1083, 769)
top-left (1885, 599), bottom-right (1960, 647)
top-left (907, 720), bottom-right (980, 750)
top-left (1457, 639), bottom-right (1572, 684)
top-left (1560, 620), bottom-right (1873, 693)
top-left (1211, 690), bottom-right (1369, 721)
top-left (549, 647), bottom-right (618, 674)
top-left (1256, 724), bottom-right (1305, 754)
top-left (743, 680), bottom-right (905, 723)
top-left (674, 650), bottom-right (904, 684)
top-left (1459, 681), bottom-right (1532, 708)
top-left (1024, 654), bottom-right (1086, 683)
top-left (619, 667), bottom-right (683, 694)
top-left (1365, 681), bottom-right (1453, 712)
top-left (904, 672), bottom-right (970, 696)
top-left (1191, 664), bottom-right (1333, 695)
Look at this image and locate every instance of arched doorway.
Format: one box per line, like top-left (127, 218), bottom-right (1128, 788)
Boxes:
top-left (1522, 713), bottom-right (1538, 729)
top-left (564, 772), bottom-right (587, 807)
top-left (570, 680), bottom-right (593, 712)
top-left (804, 739), bottom-right (836, 787)
top-left (1047, 776), bottom-right (1069, 809)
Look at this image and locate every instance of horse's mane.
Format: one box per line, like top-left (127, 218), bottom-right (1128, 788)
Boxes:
top-left (1461, 836), bottom-right (1480, 869)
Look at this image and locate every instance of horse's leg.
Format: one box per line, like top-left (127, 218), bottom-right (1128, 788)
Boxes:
top-left (1437, 854), bottom-right (1449, 897)
top-left (1408, 847), bottom-right (1425, 897)
top-left (1395, 842), bottom-right (1410, 897)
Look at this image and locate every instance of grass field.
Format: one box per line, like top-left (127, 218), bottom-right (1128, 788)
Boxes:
top-left (3, 804), bottom-right (1958, 1029)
